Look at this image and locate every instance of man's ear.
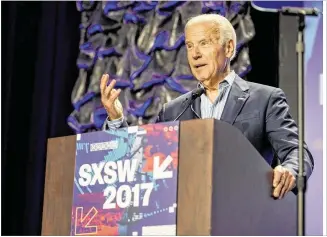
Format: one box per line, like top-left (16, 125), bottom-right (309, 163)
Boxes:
top-left (225, 39), bottom-right (234, 58)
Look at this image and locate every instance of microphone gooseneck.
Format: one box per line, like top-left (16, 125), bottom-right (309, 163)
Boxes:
top-left (173, 87), bottom-right (205, 121)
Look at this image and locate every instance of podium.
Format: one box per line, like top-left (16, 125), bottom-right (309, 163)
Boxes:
top-left (42, 119), bottom-right (296, 236)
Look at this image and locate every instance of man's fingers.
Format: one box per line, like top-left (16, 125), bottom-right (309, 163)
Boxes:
top-left (273, 182), bottom-right (283, 198)
top-left (280, 175), bottom-right (291, 198)
top-left (104, 79), bottom-right (117, 99)
top-left (272, 167), bottom-right (297, 199)
top-left (109, 89), bottom-right (122, 102)
top-left (100, 74), bottom-right (109, 95)
top-left (100, 74), bottom-right (123, 120)
top-left (273, 168), bottom-right (283, 188)
top-left (106, 89), bottom-right (122, 108)
top-left (273, 171), bottom-right (285, 198)
top-left (107, 89), bottom-right (122, 120)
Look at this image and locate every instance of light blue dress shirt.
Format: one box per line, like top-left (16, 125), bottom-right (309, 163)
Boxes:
top-left (200, 70), bottom-right (235, 119)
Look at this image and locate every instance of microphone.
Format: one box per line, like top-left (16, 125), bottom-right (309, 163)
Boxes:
top-left (173, 86), bottom-right (205, 121)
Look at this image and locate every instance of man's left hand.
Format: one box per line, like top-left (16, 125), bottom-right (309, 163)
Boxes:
top-left (272, 165), bottom-right (296, 199)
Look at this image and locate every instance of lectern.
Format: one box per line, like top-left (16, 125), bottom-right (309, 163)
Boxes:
top-left (42, 119), bottom-right (296, 236)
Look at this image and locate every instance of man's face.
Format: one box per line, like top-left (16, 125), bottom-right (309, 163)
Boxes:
top-left (185, 21), bottom-right (231, 84)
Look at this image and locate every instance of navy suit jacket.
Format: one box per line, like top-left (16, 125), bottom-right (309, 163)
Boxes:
top-left (156, 75), bottom-right (314, 179)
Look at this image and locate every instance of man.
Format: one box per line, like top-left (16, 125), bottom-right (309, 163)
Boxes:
top-left (100, 14), bottom-right (314, 199)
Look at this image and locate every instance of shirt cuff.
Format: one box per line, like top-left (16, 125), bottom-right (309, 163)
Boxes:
top-left (106, 116), bottom-right (124, 130)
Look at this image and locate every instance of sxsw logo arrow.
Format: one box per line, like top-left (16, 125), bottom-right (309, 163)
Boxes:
top-left (74, 207), bottom-right (98, 235)
top-left (153, 155), bottom-right (173, 180)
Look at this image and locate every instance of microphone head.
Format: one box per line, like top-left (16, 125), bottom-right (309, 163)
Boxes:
top-left (191, 86), bottom-right (205, 99)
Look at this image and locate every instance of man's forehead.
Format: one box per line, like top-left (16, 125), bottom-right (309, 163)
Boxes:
top-left (185, 22), bottom-right (219, 41)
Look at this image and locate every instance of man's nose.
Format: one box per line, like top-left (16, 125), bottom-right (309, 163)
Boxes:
top-left (192, 46), bottom-right (202, 60)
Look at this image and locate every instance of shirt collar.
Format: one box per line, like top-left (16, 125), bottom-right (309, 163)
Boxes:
top-left (223, 70), bottom-right (235, 86)
top-left (197, 70), bottom-right (236, 89)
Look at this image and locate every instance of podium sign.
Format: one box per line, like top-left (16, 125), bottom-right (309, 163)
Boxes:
top-left (70, 122), bottom-right (180, 236)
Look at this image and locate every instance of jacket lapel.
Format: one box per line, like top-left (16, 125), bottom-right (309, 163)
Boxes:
top-left (220, 76), bottom-right (250, 124)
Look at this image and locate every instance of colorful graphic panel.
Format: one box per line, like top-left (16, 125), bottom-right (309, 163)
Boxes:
top-left (71, 122), bottom-right (179, 236)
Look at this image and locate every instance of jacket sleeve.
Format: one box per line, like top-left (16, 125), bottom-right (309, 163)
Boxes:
top-left (265, 88), bottom-right (314, 179)
top-left (155, 103), bottom-right (166, 123)
top-left (102, 116), bottom-right (128, 130)
top-left (103, 103), bottom-right (166, 130)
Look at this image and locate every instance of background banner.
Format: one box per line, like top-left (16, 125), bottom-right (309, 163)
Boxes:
top-left (71, 122), bottom-right (179, 236)
top-left (303, 1), bottom-right (323, 235)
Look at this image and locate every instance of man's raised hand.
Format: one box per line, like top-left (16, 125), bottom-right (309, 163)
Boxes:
top-left (100, 74), bottom-right (123, 120)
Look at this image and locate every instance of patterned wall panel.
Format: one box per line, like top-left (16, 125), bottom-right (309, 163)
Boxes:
top-left (68, 1), bottom-right (255, 133)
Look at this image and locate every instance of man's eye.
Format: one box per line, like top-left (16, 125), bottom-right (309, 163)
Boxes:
top-left (200, 41), bottom-right (208, 46)
top-left (186, 44), bottom-right (193, 49)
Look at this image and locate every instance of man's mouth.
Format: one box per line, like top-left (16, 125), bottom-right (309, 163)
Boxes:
top-left (194, 64), bottom-right (207, 69)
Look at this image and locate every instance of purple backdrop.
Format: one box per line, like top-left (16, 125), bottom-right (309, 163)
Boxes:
top-left (303, 1), bottom-right (323, 235)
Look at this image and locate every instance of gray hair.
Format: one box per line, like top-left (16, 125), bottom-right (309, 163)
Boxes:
top-left (185, 14), bottom-right (237, 60)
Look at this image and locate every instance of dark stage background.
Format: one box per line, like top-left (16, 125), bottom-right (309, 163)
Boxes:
top-left (1, 1), bottom-right (279, 235)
